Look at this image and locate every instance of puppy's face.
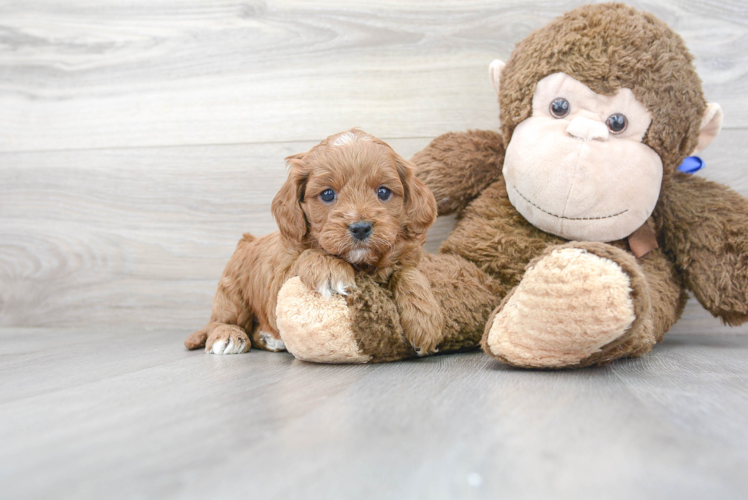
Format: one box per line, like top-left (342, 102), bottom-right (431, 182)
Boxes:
top-left (272, 130), bottom-right (437, 267)
top-left (304, 138), bottom-right (404, 266)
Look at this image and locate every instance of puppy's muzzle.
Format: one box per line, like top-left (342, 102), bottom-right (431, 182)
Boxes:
top-left (348, 221), bottom-right (373, 241)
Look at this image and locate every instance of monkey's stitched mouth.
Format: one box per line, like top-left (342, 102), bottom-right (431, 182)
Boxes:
top-left (513, 187), bottom-right (628, 221)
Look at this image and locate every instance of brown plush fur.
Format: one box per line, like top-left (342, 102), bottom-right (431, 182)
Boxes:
top-left (340, 253), bottom-right (501, 361)
top-left (411, 3), bottom-right (748, 368)
top-left (656, 173), bottom-right (748, 325)
top-left (417, 253), bottom-right (501, 351)
top-left (412, 130), bottom-right (505, 215)
top-left (185, 129), bottom-right (443, 354)
top-left (346, 274), bottom-right (415, 363)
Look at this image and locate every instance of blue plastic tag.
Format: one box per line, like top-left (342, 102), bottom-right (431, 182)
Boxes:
top-left (678, 156), bottom-right (704, 174)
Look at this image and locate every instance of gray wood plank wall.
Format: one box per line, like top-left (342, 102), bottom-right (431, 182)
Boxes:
top-left (1, 0), bottom-right (747, 330)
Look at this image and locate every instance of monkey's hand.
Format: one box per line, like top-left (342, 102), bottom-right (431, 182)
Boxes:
top-left (293, 249), bottom-right (356, 297)
top-left (389, 266), bottom-right (445, 355)
top-left (657, 172), bottom-right (748, 325)
top-left (411, 130), bottom-right (505, 216)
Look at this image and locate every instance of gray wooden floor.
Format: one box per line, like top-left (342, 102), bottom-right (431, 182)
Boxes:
top-left (2, 320), bottom-right (748, 500)
top-left (2, 0), bottom-right (747, 329)
top-left (2, 1), bottom-right (748, 498)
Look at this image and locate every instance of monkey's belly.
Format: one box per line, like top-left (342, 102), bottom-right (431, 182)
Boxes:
top-left (440, 178), bottom-right (636, 290)
top-left (438, 180), bottom-right (557, 286)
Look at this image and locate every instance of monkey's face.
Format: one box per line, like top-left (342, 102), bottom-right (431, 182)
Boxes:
top-left (503, 73), bottom-right (662, 242)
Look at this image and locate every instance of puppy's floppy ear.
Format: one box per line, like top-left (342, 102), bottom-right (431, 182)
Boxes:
top-left (272, 153), bottom-right (309, 243)
top-left (395, 155), bottom-right (437, 236)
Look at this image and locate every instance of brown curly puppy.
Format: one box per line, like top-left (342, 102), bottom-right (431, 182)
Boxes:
top-left (184, 129), bottom-right (442, 355)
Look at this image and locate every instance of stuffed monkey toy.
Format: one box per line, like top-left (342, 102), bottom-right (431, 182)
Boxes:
top-left (277, 2), bottom-right (748, 368)
top-left (411, 2), bottom-right (748, 368)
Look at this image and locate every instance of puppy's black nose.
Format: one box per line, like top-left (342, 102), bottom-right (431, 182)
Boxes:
top-left (349, 221), bottom-right (373, 241)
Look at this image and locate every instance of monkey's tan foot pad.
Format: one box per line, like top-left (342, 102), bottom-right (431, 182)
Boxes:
top-left (276, 275), bottom-right (416, 364)
top-left (482, 248), bottom-right (636, 368)
top-left (276, 277), bottom-right (371, 363)
top-left (205, 325), bottom-right (251, 355)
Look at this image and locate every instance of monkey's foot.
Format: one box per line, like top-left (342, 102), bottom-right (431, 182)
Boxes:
top-left (276, 277), bottom-right (373, 363)
top-left (482, 245), bottom-right (653, 368)
top-left (276, 275), bottom-right (416, 364)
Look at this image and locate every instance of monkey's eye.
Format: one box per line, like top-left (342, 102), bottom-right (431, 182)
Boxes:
top-left (320, 189), bottom-right (336, 203)
top-left (377, 187), bottom-right (392, 201)
top-left (606, 113), bottom-right (628, 134)
top-left (550, 98), bottom-right (570, 118)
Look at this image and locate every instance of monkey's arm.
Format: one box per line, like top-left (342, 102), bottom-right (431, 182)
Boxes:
top-left (412, 130), bottom-right (505, 216)
top-left (656, 172), bottom-right (748, 325)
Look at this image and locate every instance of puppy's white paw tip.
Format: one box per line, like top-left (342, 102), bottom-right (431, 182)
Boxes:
top-left (315, 279), bottom-right (334, 297)
top-left (209, 336), bottom-right (247, 355)
top-left (210, 339), bottom-right (227, 355)
top-left (315, 276), bottom-right (355, 297)
top-left (260, 331), bottom-right (286, 352)
top-left (334, 280), bottom-right (350, 296)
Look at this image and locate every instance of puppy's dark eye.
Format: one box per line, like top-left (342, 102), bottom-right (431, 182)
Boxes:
top-left (606, 113), bottom-right (628, 134)
top-left (377, 187), bottom-right (392, 201)
top-left (320, 189), bottom-right (335, 203)
top-left (550, 98), bottom-right (570, 118)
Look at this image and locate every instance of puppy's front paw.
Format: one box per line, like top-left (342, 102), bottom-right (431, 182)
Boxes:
top-left (400, 301), bottom-right (444, 356)
top-left (252, 330), bottom-right (287, 352)
top-left (205, 325), bottom-right (250, 355)
top-left (298, 257), bottom-right (356, 297)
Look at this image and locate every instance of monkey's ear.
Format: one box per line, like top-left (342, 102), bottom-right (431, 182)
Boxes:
top-left (693, 103), bottom-right (723, 154)
top-left (489, 60), bottom-right (506, 96)
top-left (396, 156), bottom-right (438, 236)
top-left (271, 154), bottom-right (309, 243)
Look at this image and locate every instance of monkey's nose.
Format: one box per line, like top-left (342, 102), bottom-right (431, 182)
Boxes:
top-left (349, 221), bottom-right (373, 241)
top-left (566, 116), bottom-right (609, 141)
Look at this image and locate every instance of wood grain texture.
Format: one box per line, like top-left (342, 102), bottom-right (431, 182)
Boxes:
top-left (1, 130), bottom-right (746, 329)
top-left (0, 0), bottom-right (746, 152)
top-left (1, 326), bottom-right (747, 499)
top-left (0, 0), bottom-right (747, 332)
top-left (0, 138), bottom-right (432, 327)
